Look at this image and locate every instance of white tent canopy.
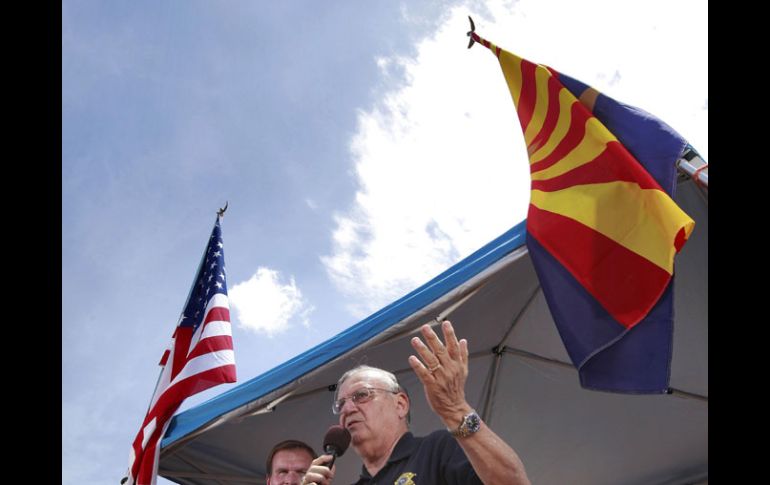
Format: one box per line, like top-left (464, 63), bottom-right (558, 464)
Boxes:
top-left (158, 178), bottom-right (707, 485)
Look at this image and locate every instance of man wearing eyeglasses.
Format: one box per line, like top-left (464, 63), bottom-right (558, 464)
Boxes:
top-left (301, 320), bottom-right (530, 485)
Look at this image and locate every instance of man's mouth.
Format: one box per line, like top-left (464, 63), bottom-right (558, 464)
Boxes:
top-left (345, 419), bottom-right (362, 429)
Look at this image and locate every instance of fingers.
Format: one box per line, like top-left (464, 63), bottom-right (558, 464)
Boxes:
top-left (411, 334), bottom-right (441, 374)
top-left (408, 354), bottom-right (432, 384)
top-left (421, 322), bottom-right (448, 361)
top-left (441, 320), bottom-right (461, 360)
top-left (408, 320), bottom-right (471, 426)
top-left (410, 320), bottom-right (461, 368)
top-left (303, 455), bottom-right (335, 485)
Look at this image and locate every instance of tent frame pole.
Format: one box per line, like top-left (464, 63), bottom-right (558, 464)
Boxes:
top-left (480, 286), bottom-right (541, 424)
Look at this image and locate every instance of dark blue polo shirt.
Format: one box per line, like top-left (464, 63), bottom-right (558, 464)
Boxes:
top-left (351, 430), bottom-right (483, 485)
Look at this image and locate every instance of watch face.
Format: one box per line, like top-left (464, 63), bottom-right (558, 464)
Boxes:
top-left (451, 411), bottom-right (482, 437)
top-left (466, 412), bottom-right (481, 432)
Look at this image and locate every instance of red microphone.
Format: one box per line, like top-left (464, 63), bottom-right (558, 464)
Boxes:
top-left (322, 425), bottom-right (351, 468)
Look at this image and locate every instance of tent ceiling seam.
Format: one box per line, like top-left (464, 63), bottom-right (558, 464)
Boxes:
top-left (497, 285), bottom-right (542, 349)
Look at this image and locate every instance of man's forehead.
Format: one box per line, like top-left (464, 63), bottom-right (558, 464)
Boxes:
top-left (340, 370), bottom-right (389, 390)
top-left (273, 448), bottom-right (313, 463)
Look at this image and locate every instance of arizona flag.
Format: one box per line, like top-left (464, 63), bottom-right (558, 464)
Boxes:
top-left (472, 32), bottom-right (695, 393)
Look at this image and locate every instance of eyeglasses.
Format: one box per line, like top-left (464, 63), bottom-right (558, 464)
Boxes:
top-left (332, 387), bottom-right (398, 414)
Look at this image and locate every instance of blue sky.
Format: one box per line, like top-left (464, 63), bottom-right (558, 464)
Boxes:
top-left (62, 1), bottom-right (707, 483)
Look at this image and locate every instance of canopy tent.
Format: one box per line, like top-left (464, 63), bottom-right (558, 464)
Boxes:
top-left (158, 177), bottom-right (707, 485)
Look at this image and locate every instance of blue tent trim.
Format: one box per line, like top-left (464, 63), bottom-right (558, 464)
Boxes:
top-left (162, 220), bottom-right (527, 448)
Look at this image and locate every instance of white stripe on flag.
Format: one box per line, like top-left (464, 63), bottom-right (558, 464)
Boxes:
top-left (141, 417), bottom-right (157, 449)
top-left (167, 350), bottom-right (235, 388)
top-left (201, 320), bottom-right (232, 339)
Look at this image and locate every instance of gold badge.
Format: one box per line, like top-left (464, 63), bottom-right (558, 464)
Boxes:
top-left (394, 472), bottom-right (416, 485)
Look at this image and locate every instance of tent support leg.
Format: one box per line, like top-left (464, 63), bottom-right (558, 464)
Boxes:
top-left (480, 346), bottom-right (504, 425)
top-left (480, 285), bottom-right (541, 425)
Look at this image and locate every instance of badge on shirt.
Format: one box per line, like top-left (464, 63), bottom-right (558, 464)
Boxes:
top-left (394, 472), bottom-right (416, 485)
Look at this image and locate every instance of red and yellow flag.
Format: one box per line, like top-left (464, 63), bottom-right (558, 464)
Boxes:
top-left (473, 33), bottom-right (695, 392)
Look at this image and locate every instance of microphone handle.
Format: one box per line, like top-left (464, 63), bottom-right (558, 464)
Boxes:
top-left (325, 447), bottom-right (339, 468)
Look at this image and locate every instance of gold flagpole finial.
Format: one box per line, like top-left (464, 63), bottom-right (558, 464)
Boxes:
top-left (467, 16), bottom-right (476, 49)
top-left (217, 201), bottom-right (229, 217)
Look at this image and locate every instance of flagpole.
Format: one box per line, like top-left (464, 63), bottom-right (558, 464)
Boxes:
top-left (676, 146), bottom-right (708, 189)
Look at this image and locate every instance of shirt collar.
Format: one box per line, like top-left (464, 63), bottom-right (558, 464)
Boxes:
top-left (388, 431), bottom-right (417, 462)
top-left (358, 432), bottom-right (417, 480)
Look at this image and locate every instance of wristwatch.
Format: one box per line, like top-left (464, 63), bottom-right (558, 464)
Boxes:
top-left (449, 410), bottom-right (481, 438)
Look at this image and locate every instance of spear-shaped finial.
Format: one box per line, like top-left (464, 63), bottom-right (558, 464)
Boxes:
top-left (465, 18), bottom-right (498, 57)
top-left (217, 201), bottom-right (229, 217)
top-left (467, 16), bottom-right (476, 48)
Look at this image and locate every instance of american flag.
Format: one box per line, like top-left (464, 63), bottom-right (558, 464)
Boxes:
top-left (124, 215), bottom-right (236, 485)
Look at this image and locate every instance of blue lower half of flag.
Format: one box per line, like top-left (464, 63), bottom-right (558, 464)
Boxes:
top-left (527, 232), bottom-right (673, 393)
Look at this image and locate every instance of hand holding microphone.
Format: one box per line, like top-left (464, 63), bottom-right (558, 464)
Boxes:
top-left (301, 425), bottom-right (351, 485)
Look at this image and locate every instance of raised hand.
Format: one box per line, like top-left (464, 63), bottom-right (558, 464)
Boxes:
top-left (408, 320), bottom-right (472, 428)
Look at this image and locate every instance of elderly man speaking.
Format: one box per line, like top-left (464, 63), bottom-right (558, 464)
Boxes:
top-left (302, 320), bottom-right (530, 485)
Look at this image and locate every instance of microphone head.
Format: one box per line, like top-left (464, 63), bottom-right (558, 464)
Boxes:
top-left (323, 425), bottom-right (351, 457)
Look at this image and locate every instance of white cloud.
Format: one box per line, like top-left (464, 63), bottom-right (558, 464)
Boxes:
top-left (322, 0), bottom-right (707, 317)
top-left (229, 267), bottom-right (313, 336)
top-left (322, 6), bottom-right (529, 316)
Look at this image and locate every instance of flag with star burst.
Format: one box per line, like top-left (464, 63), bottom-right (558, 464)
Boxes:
top-left (124, 215), bottom-right (236, 485)
top-left (471, 32), bottom-right (695, 393)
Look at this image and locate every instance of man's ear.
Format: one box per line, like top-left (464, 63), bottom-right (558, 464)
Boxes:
top-left (396, 391), bottom-right (410, 419)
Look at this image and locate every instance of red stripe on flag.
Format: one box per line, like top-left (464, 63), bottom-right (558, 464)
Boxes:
top-left (187, 335), bottom-right (234, 360)
top-left (130, 364), bottom-right (236, 484)
top-left (144, 365), bottom-right (236, 429)
top-left (170, 327), bottom-right (193, 381)
top-left (204, 306), bottom-right (230, 325)
top-left (161, 365), bottom-right (236, 416)
top-left (516, 59), bottom-right (538, 134)
top-left (531, 141), bottom-right (664, 192)
top-left (529, 102), bottom-right (588, 174)
top-left (674, 227), bottom-right (688, 252)
top-left (527, 204), bottom-right (671, 327)
top-left (133, 437), bottom-right (154, 483)
top-left (527, 75), bottom-right (563, 155)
